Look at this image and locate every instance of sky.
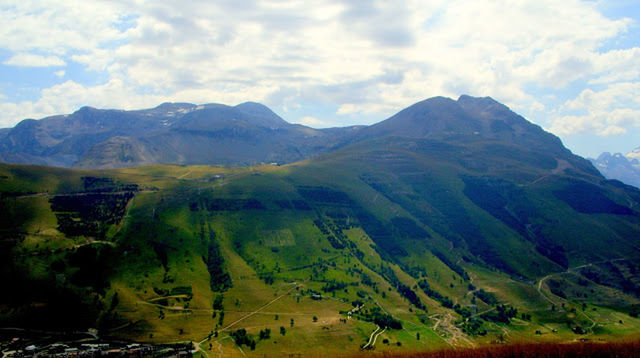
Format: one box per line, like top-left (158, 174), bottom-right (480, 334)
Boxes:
top-left (1, 0), bottom-right (639, 158)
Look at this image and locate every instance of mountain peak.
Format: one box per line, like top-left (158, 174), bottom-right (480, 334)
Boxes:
top-left (75, 106), bottom-right (99, 113)
top-left (234, 101), bottom-right (288, 128)
top-left (457, 94), bottom-right (499, 105)
top-left (153, 102), bottom-right (197, 111)
top-left (597, 152), bottom-right (613, 161)
top-left (362, 95), bottom-right (541, 142)
top-left (359, 96), bottom-right (474, 139)
top-left (592, 150), bottom-right (640, 188)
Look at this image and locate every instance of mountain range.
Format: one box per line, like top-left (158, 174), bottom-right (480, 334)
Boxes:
top-left (0, 101), bottom-right (362, 168)
top-left (2, 95), bottom-right (640, 356)
top-left (0, 95), bottom-right (598, 173)
top-left (590, 149), bottom-right (640, 189)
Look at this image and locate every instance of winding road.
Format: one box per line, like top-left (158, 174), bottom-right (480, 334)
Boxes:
top-left (362, 326), bottom-right (386, 350)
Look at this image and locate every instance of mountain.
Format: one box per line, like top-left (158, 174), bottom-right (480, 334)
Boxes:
top-left (0, 102), bottom-right (361, 169)
top-left (590, 150), bottom-right (640, 189)
top-left (2, 96), bottom-right (640, 356)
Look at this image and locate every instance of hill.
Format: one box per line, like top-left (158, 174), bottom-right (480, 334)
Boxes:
top-left (1, 96), bottom-right (640, 356)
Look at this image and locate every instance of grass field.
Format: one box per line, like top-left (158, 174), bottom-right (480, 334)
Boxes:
top-left (2, 139), bottom-right (640, 357)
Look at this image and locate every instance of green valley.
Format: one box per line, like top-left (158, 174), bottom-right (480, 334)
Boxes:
top-left (2, 96), bottom-right (640, 357)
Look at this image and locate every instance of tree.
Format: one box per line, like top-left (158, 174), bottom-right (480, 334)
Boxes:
top-left (313, 316), bottom-right (318, 322)
top-left (290, 318), bottom-right (294, 327)
top-left (416, 332), bottom-right (420, 340)
top-left (259, 328), bottom-right (271, 340)
top-left (218, 311), bottom-right (225, 326)
top-left (213, 294), bottom-right (224, 310)
top-left (280, 326), bottom-right (286, 336)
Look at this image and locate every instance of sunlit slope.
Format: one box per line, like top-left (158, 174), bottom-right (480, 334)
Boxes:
top-left (2, 128), bottom-right (640, 356)
top-left (293, 135), bottom-right (640, 277)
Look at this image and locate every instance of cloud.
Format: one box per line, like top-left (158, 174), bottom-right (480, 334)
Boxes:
top-left (295, 116), bottom-right (325, 127)
top-left (3, 53), bottom-right (66, 67)
top-left (0, 0), bottom-right (125, 54)
top-left (550, 110), bottom-right (640, 137)
top-left (0, 0), bottom-right (638, 142)
top-left (564, 82), bottom-right (640, 112)
top-left (599, 125), bottom-right (627, 137)
top-left (550, 82), bottom-right (640, 137)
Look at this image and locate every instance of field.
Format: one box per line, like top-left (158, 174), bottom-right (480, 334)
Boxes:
top-left (2, 134), bottom-right (640, 357)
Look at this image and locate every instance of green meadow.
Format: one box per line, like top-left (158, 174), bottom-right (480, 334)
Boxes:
top-left (2, 134), bottom-right (640, 356)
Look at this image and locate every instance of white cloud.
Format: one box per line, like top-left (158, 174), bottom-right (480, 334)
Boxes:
top-left (550, 82), bottom-right (640, 137)
top-left (54, 70), bottom-right (65, 78)
top-left (550, 110), bottom-right (640, 137)
top-left (600, 125), bottom-right (627, 137)
top-left (3, 53), bottom-right (66, 67)
top-left (0, 0), bottom-right (125, 54)
top-left (564, 82), bottom-right (640, 112)
top-left (295, 116), bottom-right (325, 127)
top-left (0, 0), bottom-right (638, 141)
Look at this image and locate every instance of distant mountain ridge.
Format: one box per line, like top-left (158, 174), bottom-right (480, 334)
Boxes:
top-left (590, 149), bottom-right (640, 189)
top-left (0, 95), bottom-right (599, 178)
top-left (0, 101), bottom-right (362, 168)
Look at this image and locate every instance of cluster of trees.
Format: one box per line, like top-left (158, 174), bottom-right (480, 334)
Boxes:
top-left (482, 304), bottom-right (518, 324)
top-left (258, 328), bottom-right (271, 340)
top-left (81, 176), bottom-right (138, 192)
top-left (274, 199), bottom-right (312, 210)
top-left (194, 198), bottom-right (265, 211)
top-left (390, 217), bottom-right (430, 240)
top-left (321, 280), bottom-right (356, 293)
top-left (474, 289), bottom-right (499, 305)
top-left (417, 279), bottom-right (473, 318)
top-left (355, 307), bottom-right (402, 329)
top-left (431, 250), bottom-right (470, 281)
top-left (230, 329), bottom-right (256, 350)
top-left (204, 225), bottom-right (232, 292)
top-left (418, 279), bottom-right (451, 307)
top-left (461, 318), bottom-right (487, 336)
top-left (50, 192), bottom-right (135, 238)
top-left (373, 265), bottom-right (424, 309)
top-left (297, 186), bottom-right (353, 206)
top-left (212, 294), bottom-right (224, 327)
top-left (313, 219), bottom-right (330, 235)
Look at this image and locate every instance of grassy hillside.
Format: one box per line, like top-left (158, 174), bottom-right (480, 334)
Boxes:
top-left (1, 132), bottom-right (640, 357)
